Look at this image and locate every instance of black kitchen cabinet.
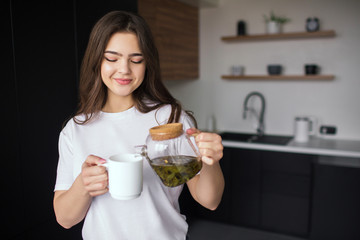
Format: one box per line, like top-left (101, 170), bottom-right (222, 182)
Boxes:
top-left (181, 146), bottom-right (315, 238)
top-left (181, 145), bottom-right (360, 239)
top-left (310, 160), bottom-right (360, 240)
top-left (229, 148), bottom-right (262, 227)
top-left (182, 147), bottom-right (232, 223)
top-left (225, 148), bottom-right (314, 237)
top-left (4, 1), bottom-right (136, 239)
top-left (261, 151), bottom-right (313, 237)
top-left (182, 148), bottom-right (261, 226)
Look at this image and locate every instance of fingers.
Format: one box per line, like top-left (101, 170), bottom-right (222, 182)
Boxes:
top-left (82, 156), bottom-right (107, 180)
top-left (84, 180), bottom-right (109, 197)
top-left (83, 155), bottom-right (106, 168)
top-left (196, 132), bottom-right (222, 143)
top-left (82, 172), bottom-right (108, 187)
top-left (88, 188), bottom-right (109, 197)
top-left (202, 156), bottom-right (215, 165)
top-left (199, 145), bottom-right (223, 165)
top-left (187, 129), bottom-right (223, 166)
top-left (81, 155), bottom-right (108, 197)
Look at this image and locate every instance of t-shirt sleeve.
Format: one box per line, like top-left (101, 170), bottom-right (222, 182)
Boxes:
top-left (54, 122), bottom-right (75, 191)
top-left (180, 111), bottom-right (196, 130)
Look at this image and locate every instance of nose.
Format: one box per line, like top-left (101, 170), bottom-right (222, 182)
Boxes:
top-left (117, 59), bottom-right (131, 74)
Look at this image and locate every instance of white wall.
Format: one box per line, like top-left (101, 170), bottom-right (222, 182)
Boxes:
top-left (165, 0), bottom-right (360, 140)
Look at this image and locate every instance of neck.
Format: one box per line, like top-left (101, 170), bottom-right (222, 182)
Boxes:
top-left (102, 95), bottom-right (135, 113)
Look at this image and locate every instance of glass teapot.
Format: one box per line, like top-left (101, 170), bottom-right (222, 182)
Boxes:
top-left (136, 123), bottom-right (202, 187)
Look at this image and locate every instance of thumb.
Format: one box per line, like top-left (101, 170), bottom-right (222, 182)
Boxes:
top-left (84, 155), bottom-right (106, 168)
top-left (186, 128), bottom-right (201, 137)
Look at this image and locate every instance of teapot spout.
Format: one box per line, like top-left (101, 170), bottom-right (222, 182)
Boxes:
top-left (134, 145), bottom-right (147, 157)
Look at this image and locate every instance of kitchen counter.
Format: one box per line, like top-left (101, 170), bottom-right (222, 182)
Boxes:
top-left (222, 136), bottom-right (360, 158)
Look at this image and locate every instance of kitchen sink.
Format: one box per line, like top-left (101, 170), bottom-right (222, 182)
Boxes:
top-left (220, 132), bottom-right (293, 146)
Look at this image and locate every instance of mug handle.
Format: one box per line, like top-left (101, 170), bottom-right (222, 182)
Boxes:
top-left (97, 161), bottom-right (109, 169)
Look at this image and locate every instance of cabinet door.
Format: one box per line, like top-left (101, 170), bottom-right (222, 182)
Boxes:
top-left (230, 148), bottom-right (262, 227)
top-left (311, 162), bottom-right (360, 240)
top-left (261, 151), bottom-right (313, 237)
top-left (262, 151), bottom-right (312, 175)
top-left (192, 147), bottom-right (262, 226)
top-left (192, 147), bottom-right (232, 223)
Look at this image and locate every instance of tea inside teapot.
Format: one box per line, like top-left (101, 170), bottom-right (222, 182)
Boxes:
top-left (150, 155), bottom-right (201, 187)
top-left (137, 123), bottom-right (202, 187)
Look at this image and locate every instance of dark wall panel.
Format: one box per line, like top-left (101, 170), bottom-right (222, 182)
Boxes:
top-left (2, 0), bottom-right (25, 238)
top-left (5, 0), bottom-right (137, 238)
top-left (11, 0), bottom-right (79, 237)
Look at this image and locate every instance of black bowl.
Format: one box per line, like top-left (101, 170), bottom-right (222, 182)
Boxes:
top-left (267, 65), bottom-right (282, 75)
top-left (305, 64), bottom-right (319, 75)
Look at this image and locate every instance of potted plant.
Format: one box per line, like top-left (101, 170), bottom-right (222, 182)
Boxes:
top-left (263, 11), bottom-right (290, 34)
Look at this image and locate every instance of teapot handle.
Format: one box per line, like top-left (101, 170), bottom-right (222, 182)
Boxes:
top-left (186, 133), bottom-right (202, 158)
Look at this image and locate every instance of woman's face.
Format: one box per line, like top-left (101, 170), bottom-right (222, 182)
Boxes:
top-left (101, 32), bottom-right (146, 109)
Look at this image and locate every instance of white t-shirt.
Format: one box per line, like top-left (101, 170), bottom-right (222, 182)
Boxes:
top-left (54, 105), bottom-right (194, 240)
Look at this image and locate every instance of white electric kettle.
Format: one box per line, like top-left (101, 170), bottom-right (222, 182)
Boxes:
top-left (294, 116), bottom-right (317, 142)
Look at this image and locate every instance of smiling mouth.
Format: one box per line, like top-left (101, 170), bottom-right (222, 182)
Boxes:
top-left (114, 78), bottom-right (132, 85)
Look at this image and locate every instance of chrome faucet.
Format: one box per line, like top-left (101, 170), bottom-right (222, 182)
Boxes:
top-left (243, 91), bottom-right (266, 136)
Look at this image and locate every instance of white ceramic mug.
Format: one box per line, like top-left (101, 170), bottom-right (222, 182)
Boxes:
top-left (294, 116), bottom-right (317, 142)
top-left (102, 153), bottom-right (143, 200)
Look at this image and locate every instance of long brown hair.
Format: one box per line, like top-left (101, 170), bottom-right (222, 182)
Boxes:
top-left (75, 11), bottom-right (195, 126)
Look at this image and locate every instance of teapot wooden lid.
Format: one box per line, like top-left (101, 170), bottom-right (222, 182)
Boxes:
top-left (149, 123), bottom-right (183, 141)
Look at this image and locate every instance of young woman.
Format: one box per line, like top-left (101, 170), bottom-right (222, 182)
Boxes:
top-left (53, 11), bottom-right (224, 240)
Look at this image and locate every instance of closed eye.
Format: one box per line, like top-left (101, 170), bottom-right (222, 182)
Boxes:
top-left (131, 59), bottom-right (144, 64)
top-left (104, 57), bottom-right (117, 62)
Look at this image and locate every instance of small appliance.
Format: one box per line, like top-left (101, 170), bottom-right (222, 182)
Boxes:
top-left (294, 116), bottom-right (317, 142)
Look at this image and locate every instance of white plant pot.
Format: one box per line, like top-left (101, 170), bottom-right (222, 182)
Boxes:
top-left (266, 21), bottom-right (281, 34)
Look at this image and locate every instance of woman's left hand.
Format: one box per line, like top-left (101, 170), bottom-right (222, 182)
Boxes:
top-left (186, 128), bottom-right (223, 165)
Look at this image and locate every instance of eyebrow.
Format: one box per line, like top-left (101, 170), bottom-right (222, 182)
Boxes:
top-left (104, 50), bottom-right (143, 57)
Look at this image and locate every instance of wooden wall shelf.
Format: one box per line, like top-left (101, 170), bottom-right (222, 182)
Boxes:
top-left (221, 75), bottom-right (335, 80)
top-left (221, 30), bottom-right (336, 42)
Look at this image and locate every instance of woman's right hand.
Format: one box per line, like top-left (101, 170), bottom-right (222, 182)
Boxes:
top-left (81, 155), bottom-right (109, 197)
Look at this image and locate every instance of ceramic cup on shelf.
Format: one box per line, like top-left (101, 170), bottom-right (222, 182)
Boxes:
top-left (231, 65), bottom-right (245, 76)
top-left (266, 21), bottom-right (281, 34)
top-left (305, 64), bottom-right (319, 75)
top-left (267, 64), bottom-right (282, 75)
